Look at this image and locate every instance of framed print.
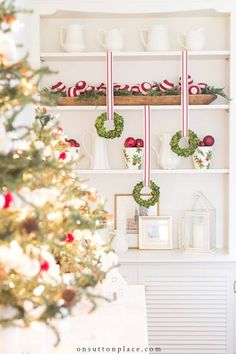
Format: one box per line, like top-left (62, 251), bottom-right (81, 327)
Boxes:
top-left (114, 194), bottom-right (159, 249)
top-left (139, 216), bottom-right (172, 250)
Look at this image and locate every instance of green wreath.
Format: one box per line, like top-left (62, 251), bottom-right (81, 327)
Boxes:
top-left (170, 130), bottom-right (200, 158)
top-left (95, 112), bottom-right (124, 139)
top-left (132, 180), bottom-right (160, 208)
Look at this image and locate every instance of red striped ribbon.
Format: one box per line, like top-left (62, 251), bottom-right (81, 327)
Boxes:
top-left (106, 52), bottom-right (114, 120)
top-left (181, 50), bottom-right (189, 137)
top-left (143, 105), bottom-right (151, 188)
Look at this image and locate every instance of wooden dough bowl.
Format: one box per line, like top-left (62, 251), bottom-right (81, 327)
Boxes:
top-left (57, 94), bottom-right (217, 106)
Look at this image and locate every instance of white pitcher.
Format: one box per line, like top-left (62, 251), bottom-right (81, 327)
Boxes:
top-left (177, 27), bottom-right (206, 51)
top-left (139, 25), bottom-right (170, 51)
top-left (60, 24), bottom-right (85, 52)
top-left (97, 28), bottom-right (125, 51)
top-left (152, 133), bottom-right (182, 170)
top-left (82, 130), bottom-right (110, 169)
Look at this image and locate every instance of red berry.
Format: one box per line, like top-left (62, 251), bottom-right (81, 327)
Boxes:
top-left (203, 135), bottom-right (215, 147)
top-left (124, 137), bottom-right (136, 148)
top-left (135, 139), bottom-right (144, 148)
top-left (40, 261), bottom-right (50, 272)
top-left (66, 233), bottom-right (75, 243)
top-left (199, 141), bottom-right (206, 147)
top-left (3, 192), bottom-right (13, 209)
top-left (59, 152), bottom-right (67, 160)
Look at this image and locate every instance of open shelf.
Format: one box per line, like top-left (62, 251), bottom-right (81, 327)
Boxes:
top-left (118, 249), bottom-right (236, 263)
top-left (40, 50), bottom-right (230, 62)
top-left (75, 169), bottom-right (229, 175)
top-left (46, 104), bottom-right (229, 112)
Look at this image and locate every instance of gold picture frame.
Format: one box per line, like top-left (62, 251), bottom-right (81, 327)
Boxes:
top-left (114, 194), bottom-right (160, 249)
top-left (139, 216), bottom-right (173, 250)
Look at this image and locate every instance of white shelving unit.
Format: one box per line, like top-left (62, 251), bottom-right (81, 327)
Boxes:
top-left (32, 1), bottom-right (236, 352)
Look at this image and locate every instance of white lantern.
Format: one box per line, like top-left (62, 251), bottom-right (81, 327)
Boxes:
top-left (180, 192), bottom-right (216, 253)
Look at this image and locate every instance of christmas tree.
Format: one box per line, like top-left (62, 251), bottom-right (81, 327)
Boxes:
top-left (0, 0), bottom-right (112, 345)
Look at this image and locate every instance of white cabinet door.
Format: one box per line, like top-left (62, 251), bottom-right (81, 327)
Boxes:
top-left (139, 266), bottom-right (234, 354)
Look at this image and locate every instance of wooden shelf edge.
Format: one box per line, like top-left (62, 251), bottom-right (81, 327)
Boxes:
top-left (74, 169), bottom-right (229, 174)
top-left (118, 249), bottom-right (236, 263)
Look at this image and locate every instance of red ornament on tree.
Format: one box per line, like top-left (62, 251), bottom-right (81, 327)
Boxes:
top-left (40, 260), bottom-right (50, 272)
top-left (59, 152), bottom-right (67, 160)
top-left (3, 192), bottom-right (13, 209)
top-left (66, 233), bottom-right (75, 243)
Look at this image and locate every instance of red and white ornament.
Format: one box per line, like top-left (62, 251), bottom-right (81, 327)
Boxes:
top-left (97, 82), bottom-right (106, 92)
top-left (113, 83), bottom-right (121, 91)
top-left (189, 84), bottom-right (201, 95)
top-left (51, 81), bottom-right (66, 93)
top-left (178, 75), bottom-right (193, 87)
top-left (198, 82), bottom-right (208, 90)
top-left (119, 84), bottom-right (130, 91)
top-left (84, 85), bottom-right (96, 94)
top-left (67, 86), bottom-right (80, 97)
top-left (159, 80), bottom-right (174, 92)
top-left (131, 84), bottom-right (140, 94)
top-left (151, 83), bottom-right (159, 91)
top-left (75, 80), bottom-right (87, 93)
top-left (139, 82), bottom-right (152, 95)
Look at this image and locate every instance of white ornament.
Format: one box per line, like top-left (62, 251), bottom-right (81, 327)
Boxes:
top-left (0, 122), bottom-right (12, 155)
top-left (0, 32), bottom-right (18, 64)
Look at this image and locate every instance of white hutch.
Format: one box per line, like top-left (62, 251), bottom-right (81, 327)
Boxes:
top-left (31, 1), bottom-right (236, 353)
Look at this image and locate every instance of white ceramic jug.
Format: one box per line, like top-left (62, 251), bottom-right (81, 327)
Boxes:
top-left (152, 133), bottom-right (182, 170)
top-left (60, 24), bottom-right (85, 52)
top-left (140, 25), bottom-right (170, 51)
top-left (177, 27), bottom-right (206, 51)
top-left (82, 130), bottom-right (110, 169)
top-left (97, 28), bottom-right (125, 51)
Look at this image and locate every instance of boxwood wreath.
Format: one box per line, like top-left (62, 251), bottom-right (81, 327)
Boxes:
top-left (170, 129), bottom-right (200, 158)
top-left (132, 180), bottom-right (160, 208)
top-left (95, 112), bottom-right (124, 139)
